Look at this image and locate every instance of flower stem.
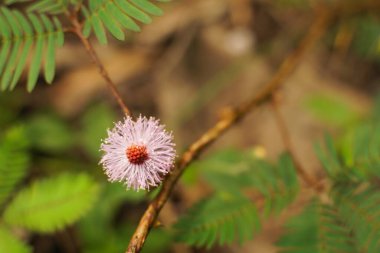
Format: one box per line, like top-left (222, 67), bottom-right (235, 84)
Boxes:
top-left (69, 15), bottom-right (131, 116)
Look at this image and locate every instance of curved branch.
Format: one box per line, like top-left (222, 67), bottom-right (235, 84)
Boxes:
top-left (126, 8), bottom-right (332, 253)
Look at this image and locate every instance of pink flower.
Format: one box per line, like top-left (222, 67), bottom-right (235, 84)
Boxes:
top-left (100, 115), bottom-right (176, 190)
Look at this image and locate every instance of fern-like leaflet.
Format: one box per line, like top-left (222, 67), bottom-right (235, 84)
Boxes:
top-left (241, 153), bottom-right (299, 216)
top-left (175, 193), bottom-right (260, 248)
top-left (278, 105), bottom-right (380, 253)
top-left (174, 151), bottom-right (299, 248)
top-left (0, 7), bottom-right (64, 91)
top-left (82, 0), bottom-right (165, 44)
top-left (315, 106), bottom-right (380, 182)
top-left (4, 0), bottom-right (76, 14)
top-left (277, 200), bottom-right (358, 253)
top-left (333, 186), bottom-right (380, 253)
top-left (0, 0), bottom-right (170, 91)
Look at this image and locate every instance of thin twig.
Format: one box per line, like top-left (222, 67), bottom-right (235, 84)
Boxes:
top-left (271, 94), bottom-right (322, 191)
top-left (126, 8), bottom-right (332, 253)
top-left (68, 15), bottom-right (131, 116)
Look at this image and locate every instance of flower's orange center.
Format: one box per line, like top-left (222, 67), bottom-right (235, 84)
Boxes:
top-left (126, 145), bottom-right (148, 164)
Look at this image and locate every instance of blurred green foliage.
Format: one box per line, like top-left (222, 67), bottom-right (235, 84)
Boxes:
top-left (175, 150), bottom-right (299, 248)
top-left (0, 126), bottom-right (30, 206)
top-left (80, 103), bottom-right (117, 159)
top-left (175, 192), bottom-right (259, 248)
top-left (277, 97), bottom-right (380, 253)
top-left (79, 183), bottom-right (170, 253)
top-left (176, 94), bottom-right (380, 250)
top-left (0, 99), bottom-right (172, 253)
top-left (3, 173), bottom-right (99, 233)
top-left (278, 200), bottom-right (358, 253)
top-left (304, 92), bottom-right (362, 127)
top-left (352, 16), bottom-right (380, 61)
top-left (316, 100), bottom-right (380, 181)
top-left (0, 226), bottom-right (31, 253)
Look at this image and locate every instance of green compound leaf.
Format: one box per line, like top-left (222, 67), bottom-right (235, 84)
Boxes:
top-left (0, 226), bottom-right (31, 253)
top-left (99, 7), bottom-right (125, 41)
top-left (115, 0), bottom-right (152, 24)
top-left (26, 13), bottom-right (45, 92)
top-left (130, 0), bottom-right (163, 16)
top-left (195, 150), bottom-right (300, 216)
top-left (5, 0), bottom-right (73, 14)
top-left (334, 186), bottom-right (380, 253)
top-left (1, 7), bottom-right (22, 90)
top-left (277, 200), bottom-right (358, 253)
top-left (0, 7), bottom-right (64, 91)
top-left (316, 117), bottom-right (380, 182)
top-left (28, 0), bottom-right (70, 14)
top-left (83, 0), bottom-right (167, 43)
top-left (241, 153), bottom-right (299, 216)
top-left (9, 11), bottom-right (33, 90)
top-left (339, 121), bottom-right (380, 179)
top-left (177, 149), bottom-right (301, 248)
top-left (3, 173), bottom-right (100, 233)
top-left (41, 15), bottom-right (56, 83)
top-left (175, 193), bottom-right (260, 248)
top-left (314, 134), bottom-right (344, 180)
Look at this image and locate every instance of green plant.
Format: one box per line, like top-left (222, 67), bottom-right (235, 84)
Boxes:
top-left (173, 101), bottom-right (380, 251)
top-left (0, 0), bottom-right (166, 91)
top-left (0, 126), bottom-right (100, 253)
top-left (0, 3), bottom-right (169, 249)
top-left (2, 1), bottom-right (380, 253)
top-left (175, 151), bottom-right (299, 248)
